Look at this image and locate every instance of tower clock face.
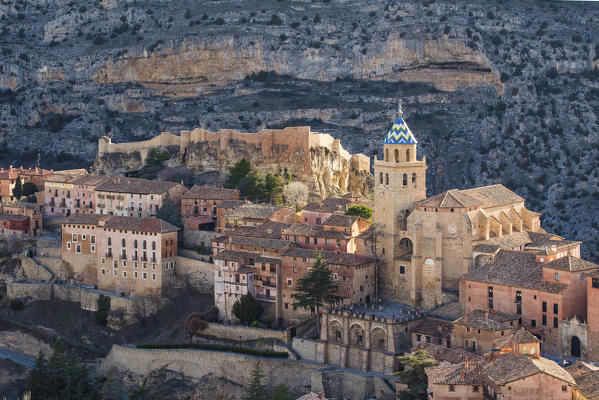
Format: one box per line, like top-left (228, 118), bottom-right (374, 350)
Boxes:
top-left (447, 224), bottom-right (457, 234)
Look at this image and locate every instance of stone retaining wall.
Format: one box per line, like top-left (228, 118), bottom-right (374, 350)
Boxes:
top-left (175, 256), bottom-right (213, 292)
top-left (200, 322), bottom-right (289, 343)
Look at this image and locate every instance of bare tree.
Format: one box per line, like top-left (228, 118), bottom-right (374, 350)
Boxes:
top-left (282, 181), bottom-right (308, 211)
top-left (362, 223), bottom-right (385, 300)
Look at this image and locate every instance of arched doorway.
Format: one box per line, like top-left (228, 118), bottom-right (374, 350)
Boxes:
top-left (571, 336), bottom-right (581, 357)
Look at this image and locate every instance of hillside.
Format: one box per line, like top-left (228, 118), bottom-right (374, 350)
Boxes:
top-left (0, 0), bottom-right (598, 259)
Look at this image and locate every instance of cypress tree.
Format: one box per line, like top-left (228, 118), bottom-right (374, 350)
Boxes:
top-left (242, 361), bottom-right (267, 400)
top-left (12, 174), bottom-right (22, 199)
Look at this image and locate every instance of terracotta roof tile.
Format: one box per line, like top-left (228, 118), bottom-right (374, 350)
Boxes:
top-left (414, 343), bottom-right (482, 365)
top-left (0, 213), bottom-right (29, 222)
top-left (544, 256), bottom-right (598, 272)
top-left (461, 184), bottom-right (524, 208)
top-left (302, 197), bottom-right (352, 212)
top-left (71, 175), bottom-right (110, 187)
top-left (227, 204), bottom-right (290, 220)
top-left (103, 216), bottom-right (179, 233)
top-left (481, 354), bottom-right (575, 386)
top-left (96, 176), bottom-right (183, 195)
top-left (426, 362), bottom-right (484, 385)
top-left (510, 327), bottom-right (542, 344)
top-left (461, 250), bottom-right (569, 293)
top-left (62, 214), bottom-right (110, 225)
top-left (217, 200), bottom-right (248, 209)
top-left (454, 310), bottom-right (518, 331)
top-left (281, 248), bottom-right (373, 266)
top-left (418, 189), bottom-right (481, 208)
top-left (411, 318), bottom-right (453, 338)
top-left (181, 185), bottom-right (239, 200)
top-left (323, 214), bottom-right (358, 227)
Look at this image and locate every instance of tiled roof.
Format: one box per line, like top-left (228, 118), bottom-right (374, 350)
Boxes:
top-left (96, 176), bottom-right (182, 195)
top-left (413, 343), bottom-right (482, 365)
top-left (0, 167), bottom-right (53, 180)
top-left (282, 223), bottom-right (323, 236)
top-left (217, 200), bottom-right (248, 209)
top-left (565, 361), bottom-right (599, 381)
top-left (281, 248), bottom-right (374, 266)
top-left (62, 213), bottom-right (110, 225)
top-left (473, 244), bottom-right (501, 254)
top-left (227, 204), bottom-right (289, 220)
top-left (230, 235), bottom-right (292, 250)
top-left (103, 216), bottom-right (180, 233)
top-left (302, 197), bottom-right (352, 212)
top-left (510, 327), bottom-right (542, 344)
top-left (418, 189), bottom-right (480, 208)
top-left (229, 221), bottom-right (291, 239)
top-left (214, 250), bottom-right (258, 263)
top-left (323, 214), bottom-right (358, 227)
top-left (544, 256), bottom-right (598, 272)
top-left (481, 354), bottom-right (575, 387)
top-left (454, 310), bottom-right (517, 331)
top-left (461, 250), bottom-right (569, 293)
top-left (411, 318), bottom-right (453, 338)
top-left (71, 175), bottom-right (110, 187)
top-left (461, 184), bottom-right (524, 208)
top-left (571, 369), bottom-right (599, 399)
top-left (473, 231), bottom-right (535, 250)
top-left (0, 213), bottom-right (29, 222)
top-left (426, 362), bottom-right (484, 385)
top-left (43, 173), bottom-right (81, 183)
top-left (181, 185), bottom-right (239, 200)
top-left (383, 114), bottom-right (417, 145)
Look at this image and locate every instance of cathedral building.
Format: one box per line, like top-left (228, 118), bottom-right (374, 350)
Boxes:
top-left (374, 106), bottom-right (543, 309)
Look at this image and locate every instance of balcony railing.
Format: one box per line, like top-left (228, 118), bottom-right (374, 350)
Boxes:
top-left (120, 253), bottom-right (127, 260)
top-left (105, 252), bottom-right (113, 258)
top-left (255, 294), bottom-right (276, 301)
top-left (141, 256), bottom-right (148, 262)
top-left (132, 255), bottom-right (138, 261)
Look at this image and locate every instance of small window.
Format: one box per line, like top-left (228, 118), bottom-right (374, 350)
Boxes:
top-left (562, 386), bottom-right (567, 392)
top-left (542, 315), bottom-right (547, 326)
top-left (72, 233), bottom-right (77, 242)
top-left (473, 386), bottom-right (479, 392)
top-left (488, 299), bottom-right (493, 309)
top-left (554, 303), bottom-right (559, 314)
top-left (134, 271), bottom-right (138, 278)
top-left (448, 385), bottom-right (455, 392)
top-left (143, 272), bottom-right (147, 280)
top-left (555, 272), bottom-right (560, 281)
top-left (593, 278), bottom-right (599, 289)
top-left (101, 269), bottom-right (106, 275)
top-left (82, 234), bottom-right (86, 240)
top-left (542, 301), bottom-right (547, 312)
top-left (554, 317), bottom-right (559, 328)
top-left (399, 265), bottom-right (406, 274)
top-left (123, 271), bottom-right (127, 278)
top-left (531, 319), bottom-right (536, 328)
top-left (152, 273), bottom-right (156, 280)
top-left (91, 245), bottom-right (96, 253)
top-left (287, 279), bottom-right (292, 287)
top-left (75, 244), bottom-right (81, 254)
top-left (66, 242), bottom-right (71, 250)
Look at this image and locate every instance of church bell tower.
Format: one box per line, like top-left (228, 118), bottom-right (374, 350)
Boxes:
top-left (373, 104), bottom-right (427, 300)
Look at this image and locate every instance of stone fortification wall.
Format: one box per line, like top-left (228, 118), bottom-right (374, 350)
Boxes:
top-left (6, 282), bottom-right (161, 315)
top-left (99, 345), bottom-right (396, 399)
top-left (174, 255), bottom-right (214, 292)
top-left (200, 322), bottom-right (290, 343)
top-left (93, 126), bottom-right (373, 198)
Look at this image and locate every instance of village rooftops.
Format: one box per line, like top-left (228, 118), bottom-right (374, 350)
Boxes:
top-left (569, 368), bottom-right (599, 399)
top-left (43, 172), bottom-right (83, 183)
top-left (227, 235), bottom-right (293, 250)
top-left (417, 189), bottom-right (481, 209)
top-left (566, 361), bottom-right (599, 380)
top-left (62, 213), bottom-right (111, 225)
top-left (414, 343), bottom-right (482, 365)
top-left (302, 197), bottom-right (353, 213)
top-left (71, 175), bottom-right (110, 187)
top-left (102, 216), bottom-right (179, 233)
top-left (544, 256), bottom-right (598, 272)
top-left (229, 220), bottom-right (292, 239)
top-left (181, 185), bottom-right (239, 200)
top-left (226, 203), bottom-right (290, 220)
top-left (0, 213), bottom-right (29, 222)
top-left (214, 250), bottom-right (260, 263)
top-left (281, 223), bottom-right (348, 239)
top-left (322, 214), bottom-right (360, 227)
top-left (462, 184), bottom-right (525, 208)
top-left (217, 200), bottom-right (248, 209)
top-left (510, 327), bottom-right (542, 344)
top-left (281, 247), bottom-right (374, 266)
top-left (454, 310), bottom-right (518, 331)
top-left (95, 176), bottom-right (182, 195)
top-left (461, 250), bottom-right (569, 293)
top-left (410, 318), bottom-right (453, 338)
top-left (481, 353), bottom-right (575, 388)
top-left (426, 362), bottom-right (484, 385)
top-left (472, 244), bottom-right (501, 254)
top-left (0, 167), bottom-right (53, 179)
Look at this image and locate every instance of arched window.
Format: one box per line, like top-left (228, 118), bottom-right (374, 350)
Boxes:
top-left (412, 172), bottom-right (417, 186)
top-left (406, 149), bottom-right (410, 161)
top-left (402, 174), bottom-right (408, 187)
top-left (385, 149), bottom-right (389, 161)
top-left (379, 172), bottom-right (383, 184)
top-left (394, 149), bottom-right (399, 162)
top-left (385, 173), bottom-right (389, 185)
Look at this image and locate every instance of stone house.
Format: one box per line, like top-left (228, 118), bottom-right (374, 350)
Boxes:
top-left (62, 214), bottom-right (179, 297)
top-left (280, 248), bottom-right (375, 325)
top-left (426, 352), bottom-right (576, 400)
top-left (214, 200), bottom-right (248, 233)
top-left (71, 175), bottom-right (109, 214)
top-left (0, 214), bottom-right (30, 238)
top-left (460, 249), bottom-right (599, 354)
top-left (411, 342), bottom-right (482, 366)
top-left (410, 318), bottom-right (453, 348)
top-left (213, 250), bottom-right (257, 320)
top-left (281, 220), bottom-right (366, 254)
top-left (1, 202), bottom-right (42, 236)
top-left (300, 196), bottom-right (355, 225)
top-left (95, 176), bottom-right (187, 217)
top-left (43, 172), bottom-right (80, 216)
top-left (452, 310), bottom-right (519, 354)
top-left (212, 235), bottom-right (295, 259)
top-left (180, 185), bottom-right (239, 218)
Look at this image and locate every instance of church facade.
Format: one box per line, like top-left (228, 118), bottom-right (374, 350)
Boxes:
top-left (373, 108), bottom-right (542, 309)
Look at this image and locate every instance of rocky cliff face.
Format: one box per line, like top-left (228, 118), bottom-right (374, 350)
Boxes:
top-left (0, 0), bottom-right (598, 259)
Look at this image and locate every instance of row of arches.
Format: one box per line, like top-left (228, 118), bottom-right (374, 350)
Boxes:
top-left (328, 321), bottom-right (388, 350)
top-left (379, 172), bottom-right (417, 187)
top-left (384, 148), bottom-right (411, 162)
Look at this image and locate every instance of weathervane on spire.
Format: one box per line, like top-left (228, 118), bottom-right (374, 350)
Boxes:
top-left (397, 103), bottom-right (403, 117)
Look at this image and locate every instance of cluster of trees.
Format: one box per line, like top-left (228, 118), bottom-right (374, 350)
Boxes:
top-left (144, 147), bottom-right (170, 167)
top-left (227, 158), bottom-right (293, 203)
top-left (156, 192), bottom-right (182, 228)
top-left (345, 204), bottom-right (373, 220)
top-left (243, 362), bottom-right (293, 400)
top-left (11, 175), bottom-right (38, 201)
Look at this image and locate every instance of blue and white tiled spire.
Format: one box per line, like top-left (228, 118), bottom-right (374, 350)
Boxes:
top-left (383, 103), bottom-right (418, 144)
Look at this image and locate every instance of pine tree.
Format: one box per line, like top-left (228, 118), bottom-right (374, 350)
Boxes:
top-left (242, 169), bottom-right (265, 200)
top-left (292, 252), bottom-right (340, 334)
top-left (232, 293), bottom-right (263, 324)
top-left (228, 158), bottom-right (252, 186)
top-left (12, 174), bottom-right (22, 199)
top-left (243, 361), bottom-right (267, 400)
top-left (156, 191), bottom-right (182, 228)
top-left (395, 350), bottom-right (438, 400)
top-left (264, 173), bottom-right (284, 205)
